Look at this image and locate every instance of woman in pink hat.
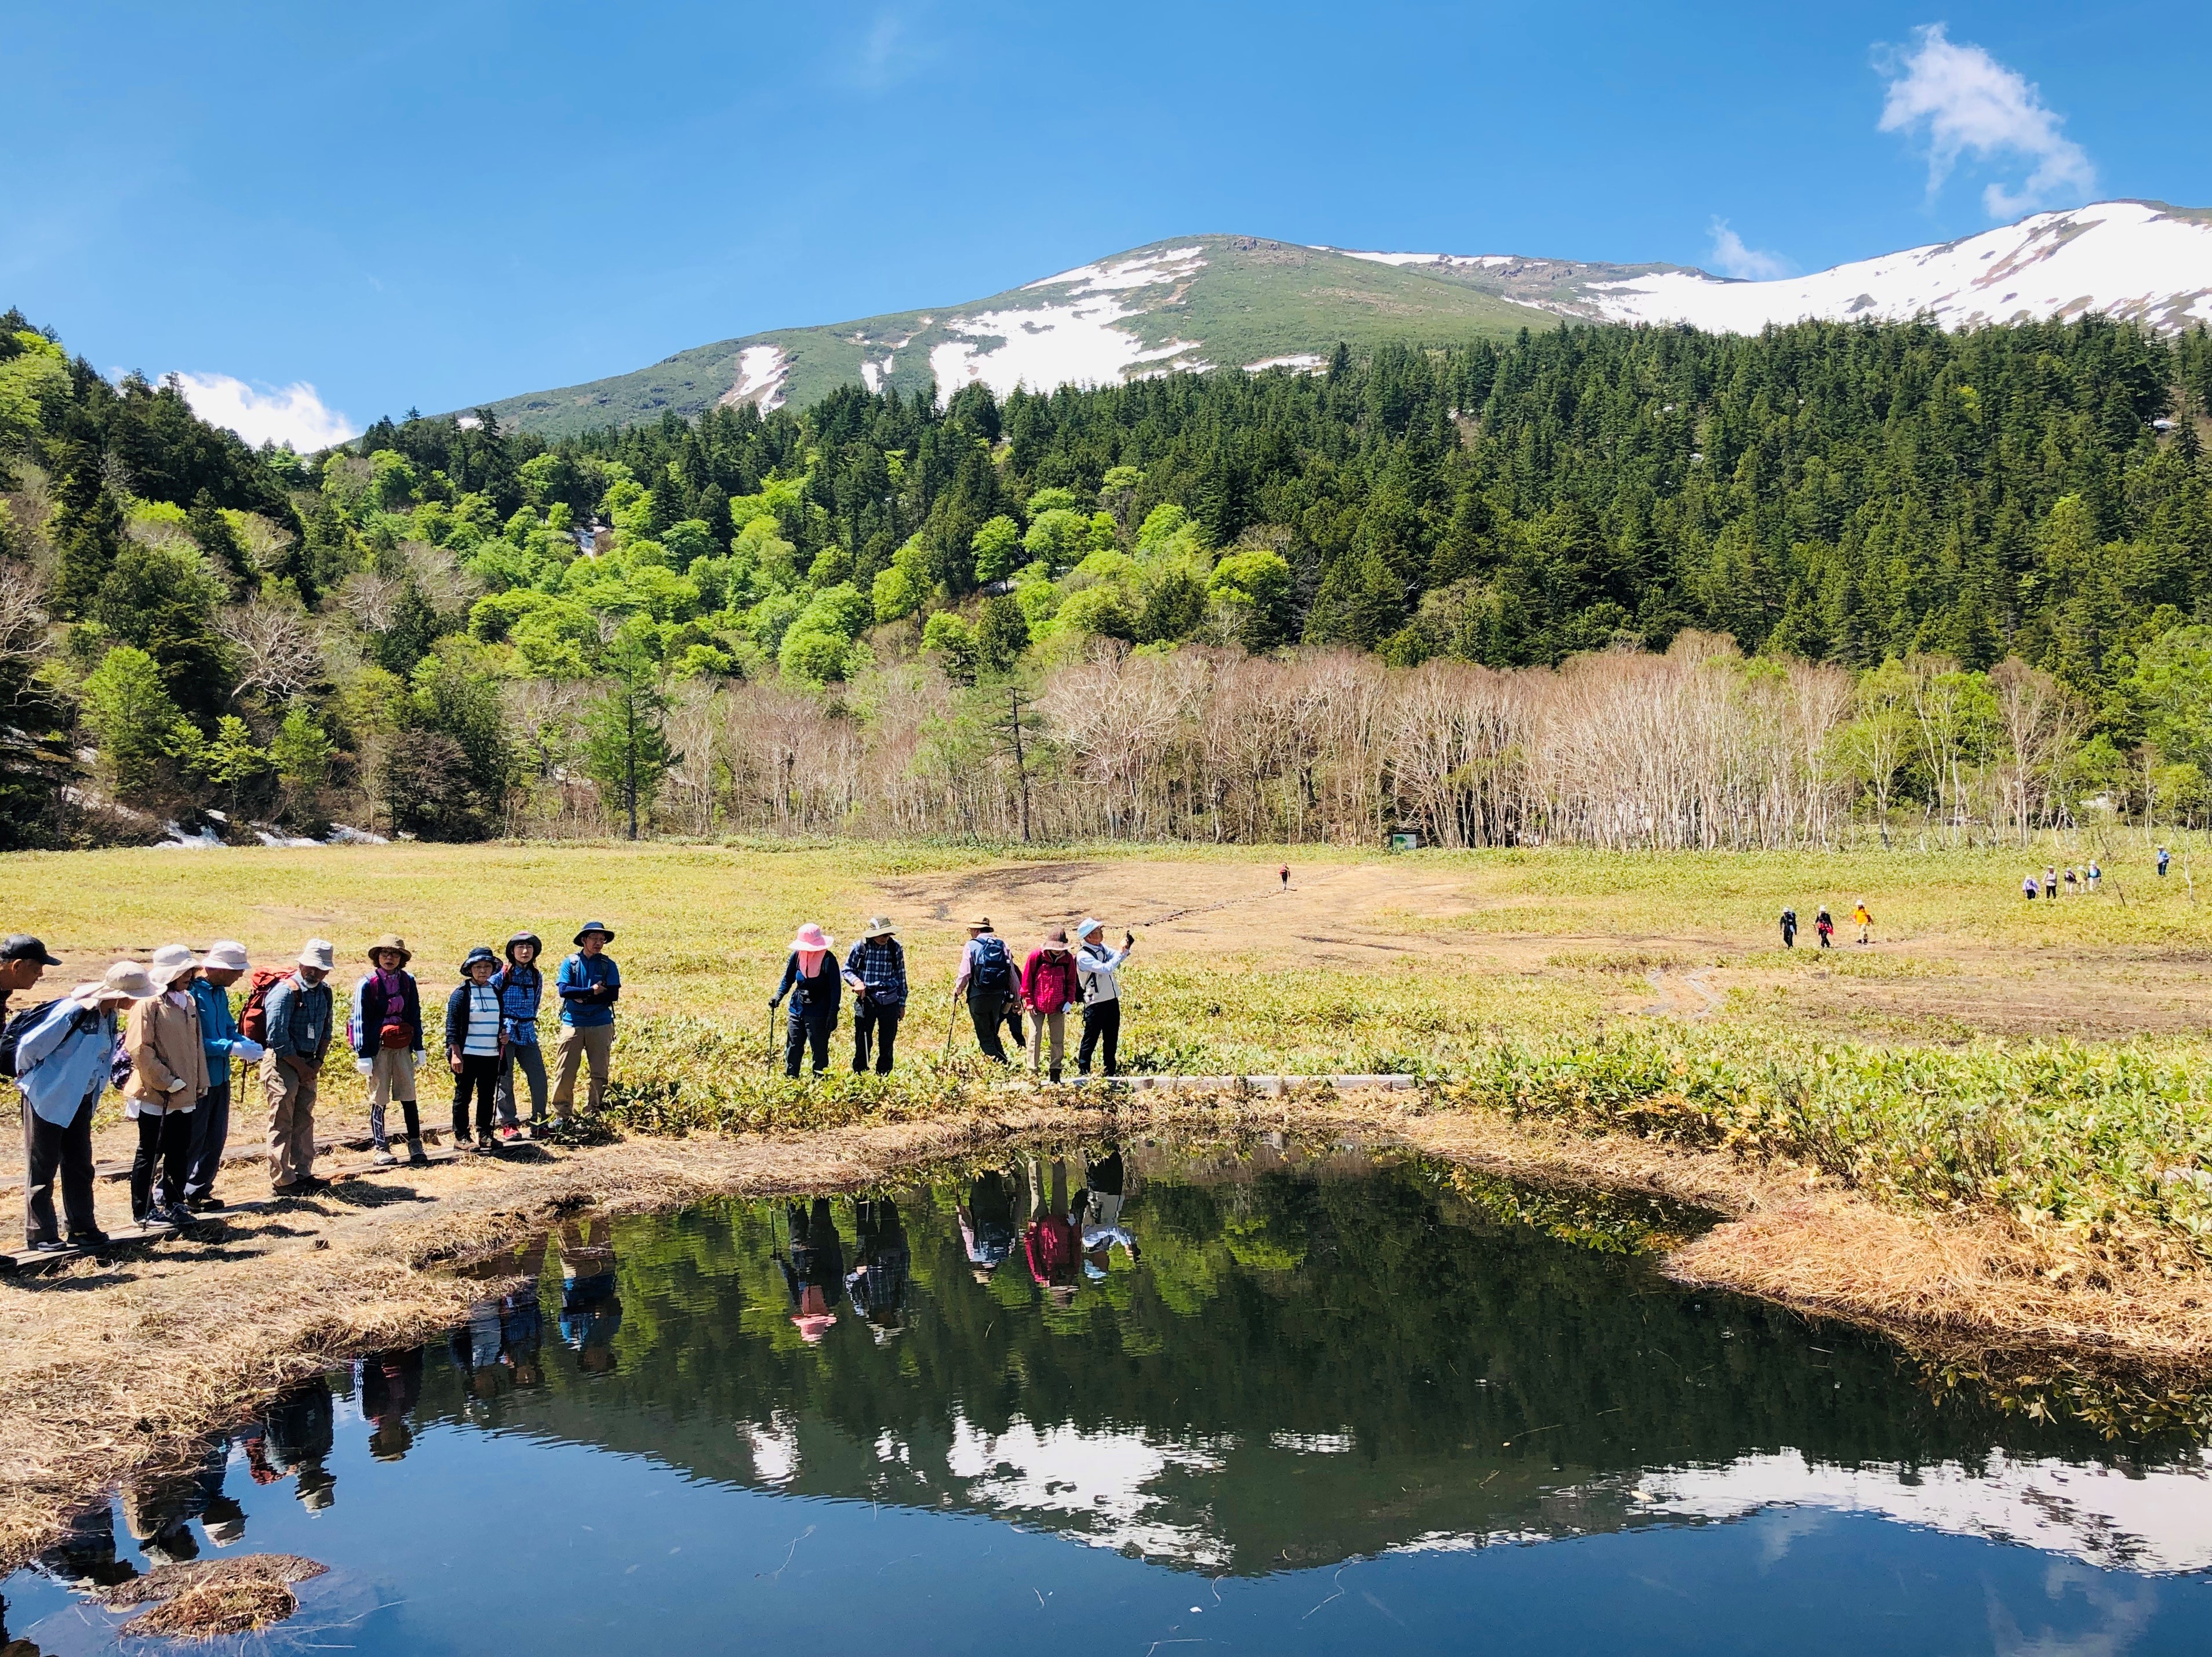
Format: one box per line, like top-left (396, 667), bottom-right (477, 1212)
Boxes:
top-left (769, 924), bottom-right (843, 1077)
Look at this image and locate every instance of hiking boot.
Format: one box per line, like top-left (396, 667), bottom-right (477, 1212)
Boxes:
top-left (68, 1229), bottom-right (110, 1248)
top-left (185, 1193), bottom-right (224, 1212)
top-left (143, 1204), bottom-right (184, 1227)
top-left (406, 1140), bottom-right (429, 1167)
top-left (30, 1236), bottom-right (69, 1253)
top-left (1048, 1066), bottom-right (1062, 1083)
top-left (294, 1175), bottom-right (332, 1195)
top-left (474, 1133), bottom-right (497, 1154)
top-left (369, 1143), bottom-right (397, 1168)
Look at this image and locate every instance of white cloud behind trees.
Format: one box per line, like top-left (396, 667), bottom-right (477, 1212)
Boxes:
top-left (1876, 23), bottom-right (2095, 218)
top-left (170, 371), bottom-right (355, 452)
top-left (1706, 220), bottom-right (1788, 281)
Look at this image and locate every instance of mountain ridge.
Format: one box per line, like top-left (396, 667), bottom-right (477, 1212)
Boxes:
top-left (468, 201), bottom-right (2212, 438)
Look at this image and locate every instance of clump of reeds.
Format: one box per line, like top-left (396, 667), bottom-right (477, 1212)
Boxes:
top-left (100, 1553), bottom-right (326, 1640)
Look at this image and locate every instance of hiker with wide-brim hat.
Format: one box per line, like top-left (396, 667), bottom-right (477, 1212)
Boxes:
top-left (552, 922), bottom-right (621, 1120)
top-left (183, 941), bottom-right (262, 1213)
top-left (493, 931), bottom-right (548, 1141)
top-left (443, 946), bottom-right (507, 1154)
top-left (952, 917), bottom-right (1020, 1065)
top-left (772, 923), bottom-right (843, 1077)
top-left (261, 941), bottom-right (336, 1194)
top-left (1021, 927), bottom-right (1081, 1083)
top-left (122, 945), bottom-right (208, 1226)
top-left (354, 935), bottom-right (424, 1167)
top-left (842, 916), bottom-right (907, 1075)
top-left (1075, 918), bottom-right (1135, 1077)
top-left (13, 961), bottom-right (147, 1251)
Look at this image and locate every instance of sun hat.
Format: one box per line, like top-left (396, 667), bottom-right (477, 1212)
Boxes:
top-left (789, 922), bottom-right (833, 952)
top-left (367, 933), bottom-right (412, 966)
top-left (573, 921), bottom-right (615, 946)
top-left (460, 945), bottom-right (500, 975)
top-left (100, 961), bottom-right (158, 1000)
top-left (1046, 926), bottom-right (1068, 945)
top-left (298, 938), bottom-right (336, 972)
top-left (201, 940), bottom-right (250, 973)
top-left (968, 916), bottom-right (994, 932)
top-left (0, 934), bottom-right (61, 966)
top-left (504, 931), bottom-right (543, 961)
top-left (148, 944), bottom-right (198, 986)
top-left (861, 915), bottom-right (898, 940)
top-left (1077, 917), bottom-right (1104, 940)
top-left (790, 1310), bottom-right (837, 1344)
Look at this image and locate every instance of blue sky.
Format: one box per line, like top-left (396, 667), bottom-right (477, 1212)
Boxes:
top-left (5, 1), bottom-right (2206, 446)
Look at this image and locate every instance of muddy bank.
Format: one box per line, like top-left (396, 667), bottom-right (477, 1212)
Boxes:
top-left (3, 1096), bottom-right (2209, 1571)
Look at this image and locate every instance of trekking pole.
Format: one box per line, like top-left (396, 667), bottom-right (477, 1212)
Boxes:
top-left (942, 992), bottom-right (959, 1060)
top-left (766, 1002), bottom-right (779, 1073)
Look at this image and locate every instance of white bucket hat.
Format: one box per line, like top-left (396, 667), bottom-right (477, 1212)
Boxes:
top-left (298, 937), bottom-right (336, 972)
top-left (99, 961), bottom-right (159, 1001)
top-left (202, 940), bottom-right (251, 972)
top-left (148, 943), bottom-right (198, 986)
top-left (1077, 917), bottom-right (1105, 941)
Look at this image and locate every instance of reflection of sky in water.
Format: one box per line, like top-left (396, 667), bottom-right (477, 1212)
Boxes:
top-left (9, 1149), bottom-right (2212, 1655)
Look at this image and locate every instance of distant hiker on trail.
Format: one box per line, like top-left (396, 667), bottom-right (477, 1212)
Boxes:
top-left (2063, 866), bottom-right (2078, 897)
top-left (185, 942), bottom-right (261, 1212)
top-left (2023, 874), bottom-right (2040, 901)
top-left (1814, 906), bottom-right (1834, 949)
top-left (772, 923), bottom-right (842, 1077)
top-left (2087, 860), bottom-right (2102, 892)
top-left (1075, 918), bottom-right (1133, 1077)
top-left (553, 922), bottom-right (621, 1120)
top-left (1279, 864), bottom-right (1290, 891)
top-left (14, 961), bottom-right (144, 1251)
top-left (842, 917), bottom-right (907, 1075)
top-left (124, 945), bottom-right (209, 1227)
top-left (493, 933), bottom-right (547, 1142)
top-left (0, 932), bottom-right (60, 1020)
top-left (1852, 901), bottom-right (1873, 946)
top-left (2159, 845), bottom-right (2171, 878)
top-left (2044, 866), bottom-right (2058, 902)
top-left (354, 935), bottom-right (424, 1167)
top-left (954, 917), bottom-right (1019, 1064)
top-left (261, 940), bottom-right (334, 1195)
top-left (445, 947), bottom-right (505, 1154)
top-left (1021, 927), bottom-right (1082, 1082)
top-left (1779, 909), bottom-right (1797, 949)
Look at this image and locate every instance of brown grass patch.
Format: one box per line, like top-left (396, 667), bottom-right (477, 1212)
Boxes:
top-left (100, 1553), bottom-right (326, 1640)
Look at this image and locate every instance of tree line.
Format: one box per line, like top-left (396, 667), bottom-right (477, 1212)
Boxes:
top-left (0, 302), bottom-right (2207, 848)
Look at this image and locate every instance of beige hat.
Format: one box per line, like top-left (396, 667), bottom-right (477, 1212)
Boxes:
top-left (968, 916), bottom-right (994, 932)
top-left (366, 933), bottom-right (411, 965)
top-left (201, 940), bottom-right (251, 972)
top-left (861, 915), bottom-right (898, 939)
top-left (298, 938), bottom-right (336, 972)
top-left (100, 961), bottom-right (158, 1000)
top-left (147, 944), bottom-right (197, 986)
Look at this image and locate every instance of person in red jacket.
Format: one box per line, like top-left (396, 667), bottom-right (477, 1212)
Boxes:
top-left (1020, 928), bottom-right (1082, 1083)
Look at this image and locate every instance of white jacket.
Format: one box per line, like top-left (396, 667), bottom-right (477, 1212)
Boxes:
top-left (1076, 943), bottom-right (1127, 1005)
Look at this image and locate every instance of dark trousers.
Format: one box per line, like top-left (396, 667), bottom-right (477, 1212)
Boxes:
top-left (968, 992), bottom-right (1018, 1063)
top-left (496, 1042), bottom-right (547, 1125)
top-left (852, 1001), bottom-right (901, 1073)
top-left (1078, 999), bottom-right (1122, 1076)
top-left (132, 1110), bottom-right (193, 1220)
top-left (184, 1079), bottom-right (230, 1201)
top-left (24, 1094), bottom-right (98, 1243)
top-left (786, 1006), bottom-right (835, 1076)
top-left (453, 1054), bottom-right (499, 1142)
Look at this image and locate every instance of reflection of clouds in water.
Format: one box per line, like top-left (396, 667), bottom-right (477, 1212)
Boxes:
top-left (1987, 1558), bottom-right (2160, 1657)
top-left (1641, 1450), bottom-right (2212, 1576)
top-left (947, 1413), bottom-right (1232, 1568)
top-left (1749, 1505), bottom-right (1831, 1569)
top-left (738, 1415), bottom-right (800, 1486)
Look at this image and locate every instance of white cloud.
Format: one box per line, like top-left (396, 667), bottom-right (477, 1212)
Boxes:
top-left (1707, 219), bottom-right (1788, 280)
top-left (1876, 23), bottom-right (2094, 218)
top-left (171, 372), bottom-right (356, 452)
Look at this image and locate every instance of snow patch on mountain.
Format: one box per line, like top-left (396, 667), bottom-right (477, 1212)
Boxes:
top-left (926, 246), bottom-right (1211, 404)
top-left (721, 344), bottom-right (790, 410)
top-left (1245, 353), bottom-right (1327, 372)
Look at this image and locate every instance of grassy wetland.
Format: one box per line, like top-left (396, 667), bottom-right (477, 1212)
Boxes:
top-left (6, 835), bottom-right (2212, 1557)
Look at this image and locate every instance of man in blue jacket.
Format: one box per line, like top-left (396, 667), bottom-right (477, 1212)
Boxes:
top-left (551, 922), bottom-right (620, 1122)
top-left (184, 942), bottom-right (263, 1211)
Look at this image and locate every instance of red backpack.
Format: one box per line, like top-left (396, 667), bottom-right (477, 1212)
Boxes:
top-left (238, 968), bottom-right (288, 1044)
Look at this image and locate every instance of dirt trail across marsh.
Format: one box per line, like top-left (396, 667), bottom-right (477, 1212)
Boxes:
top-left (5, 1096), bottom-right (2209, 1572)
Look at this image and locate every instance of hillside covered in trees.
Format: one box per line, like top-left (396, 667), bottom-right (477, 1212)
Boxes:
top-left (2, 305), bottom-right (2209, 848)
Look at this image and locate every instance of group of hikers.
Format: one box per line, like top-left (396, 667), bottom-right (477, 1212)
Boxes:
top-left (2024, 862), bottom-right (2103, 899)
top-left (1776, 901), bottom-right (1874, 949)
top-left (0, 924), bottom-right (626, 1252)
top-left (769, 914), bottom-right (1137, 1082)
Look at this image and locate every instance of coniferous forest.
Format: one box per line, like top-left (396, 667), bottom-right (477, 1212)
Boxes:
top-left (3, 305), bottom-right (2210, 849)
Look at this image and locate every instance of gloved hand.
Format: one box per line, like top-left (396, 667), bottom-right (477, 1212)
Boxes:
top-left (355, 1056), bottom-right (374, 1078)
top-left (233, 1037), bottom-right (266, 1063)
top-left (166, 1077), bottom-right (188, 1092)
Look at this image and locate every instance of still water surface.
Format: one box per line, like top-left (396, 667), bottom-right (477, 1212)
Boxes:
top-left (9, 1142), bottom-right (2212, 1654)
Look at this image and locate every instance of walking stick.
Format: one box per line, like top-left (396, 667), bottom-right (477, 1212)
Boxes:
top-left (767, 1002), bottom-right (779, 1073)
top-left (942, 992), bottom-right (959, 1060)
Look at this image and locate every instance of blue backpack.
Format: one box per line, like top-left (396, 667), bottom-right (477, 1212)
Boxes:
top-left (969, 936), bottom-right (1013, 997)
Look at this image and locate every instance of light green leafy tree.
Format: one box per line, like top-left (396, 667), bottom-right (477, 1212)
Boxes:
top-left (269, 702), bottom-right (335, 818)
top-left (581, 617), bottom-right (676, 840)
top-left (81, 645), bottom-right (186, 797)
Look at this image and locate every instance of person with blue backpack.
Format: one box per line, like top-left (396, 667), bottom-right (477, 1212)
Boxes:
top-left (954, 917), bottom-right (1020, 1064)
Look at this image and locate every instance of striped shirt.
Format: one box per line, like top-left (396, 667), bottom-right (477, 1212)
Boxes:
top-left (463, 985), bottom-right (502, 1057)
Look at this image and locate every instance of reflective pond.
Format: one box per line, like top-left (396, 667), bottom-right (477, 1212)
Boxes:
top-left (9, 1141), bottom-right (2212, 1654)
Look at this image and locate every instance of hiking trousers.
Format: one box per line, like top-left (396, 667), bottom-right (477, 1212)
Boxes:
top-left (453, 1054), bottom-right (499, 1143)
top-left (1027, 1008), bottom-right (1067, 1077)
top-left (183, 1078), bottom-right (229, 1201)
top-left (968, 992), bottom-right (1016, 1063)
top-left (552, 1023), bottom-right (614, 1118)
top-left (497, 1041), bottom-right (547, 1126)
top-left (366, 1047), bottom-right (418, 1149)
top-left (23, 1092), bottom-right (98, 1243)
top-left (1078, 999), bottom-right (1121, 1076)
top-left (261, 1055), bottom-right (319, 1189)
top-left (130, 1108), bottom-right (193, 1220)
top-left (787, 1004), bottom-right (835, 1075)
top-left (852, 1001), bottom-right (900, 1074)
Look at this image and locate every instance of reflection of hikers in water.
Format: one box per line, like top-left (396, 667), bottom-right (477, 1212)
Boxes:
top-left (361, 1348), bottom-right (424, 1462)
top-left (559, 1218), bottom-right (623, 1375)
top-left (35, 1500), bottom-right (137, 1589)
top-left (958, 1169), bottom-right (1018, 1284)
top-left (245, 1377), bottom-right (336, 1512)
top-left (1024, 1157), bottom-right (1080, 1304)
top-left (450, 1298), bottom-right (508, 1403)
top-left (846, 1196), bottom-right (911, 1342)
top-left (1076, 1146), bottom-right (1141, 1280)
top-left (501, 1273), bottom-right (545, 1389)
top-left (779, 1198), bottom-right (845, 1343)
top-left (122, 1433), bottom-right (236, 1565)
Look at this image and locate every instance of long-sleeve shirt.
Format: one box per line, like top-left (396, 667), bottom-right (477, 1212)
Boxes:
top-left (842, 937), bottom-right (907, 1007)
top-left (264, 974), bottom-right (334, 1062)
top-left (1021, 949), bottom-right (1080, 1013)
top-left (954, 935), bottom-right (1013, 997)
top-left (492, 964), bottom-right (543, 1045)
top-left (124, 992), bottom-right (208, 1115)
top-left (445, 982), bottom-right (505, 1056)
top-left (190, 977), bottom-right (247, 1067)
top-left (776, 952), bottom-right (842, 1014)
top-left (556, 953), bottom-right (621, 1027)
top-left (14, 998), bottom-right (118, 1127)
top-left (1076, 942), bottom-right (1127, 1005)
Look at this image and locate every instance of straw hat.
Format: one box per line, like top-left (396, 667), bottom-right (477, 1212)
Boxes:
top-left (860, 915), bottom-right (898, 940)
top-left (788, 923), bottom-right (833, 952)
top-left (297, 938), bottom-right (336, 972)
top-left (201, 940), bottom-right (250, 973)
top-left (967, 916), bottom-right (994, 932)
top-left (147, 944), bottom-right (198, 986)
top-left (367, 934), bottom-right (412, 966)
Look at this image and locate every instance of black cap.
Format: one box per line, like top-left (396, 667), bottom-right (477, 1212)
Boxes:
top-left (460, 946), bottom-right (500, 975)
top-left (1, 935), bottom-right (61, 967)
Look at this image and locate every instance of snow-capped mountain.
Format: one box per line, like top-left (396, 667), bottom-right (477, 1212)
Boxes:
top-left (472, 202), bottom-right (2212, 437)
